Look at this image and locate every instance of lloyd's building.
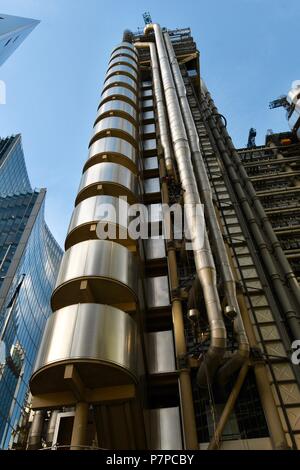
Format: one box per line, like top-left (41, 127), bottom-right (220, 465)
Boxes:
top-left (28, 21), bottom-right (300, 450)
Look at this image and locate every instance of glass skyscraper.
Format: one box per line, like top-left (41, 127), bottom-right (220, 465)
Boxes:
top-left (0, 134), bottom-right (62, 449)
top-left (0, 12), bottom-right (39, 66)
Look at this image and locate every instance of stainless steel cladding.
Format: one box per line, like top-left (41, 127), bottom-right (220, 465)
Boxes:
top-left (86, 137), bottom-right (137, 172)
top-left (145, 276), bottom-right (170, 308)
top-left (65, 195), bottom-right (132, 249)
top-left (30, 304), bottom-right (138, 394)
top-left (51, 239), bottom-right (138, 311)
top-left (103, 75), bottom-right (138, 95)
top-left (105, 64), bottom-right (138, 82)
top-left (110, 48), bottom-right (138, 62)
top-left (112, 42), bottom-right (138, 56)
top-left (91, 116), bottom-right (138, 146)
top-left (108, 56), bottom-right (138, 71)
top-left (100, 85), bottom-right (137, 108)
top-left (76, 162), bottom-right (138, 205)
top-left (96, 100), bottom-right (138, 124)
top-left (147, 331), bottom-right (176, 374)
top-left (149, 408), bottom-right (183, 450)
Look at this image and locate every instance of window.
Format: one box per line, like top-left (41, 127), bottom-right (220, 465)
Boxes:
top-left (4, 38), bottom-right (12, 47)
top-left (13, 36), bottom-right (20, 43)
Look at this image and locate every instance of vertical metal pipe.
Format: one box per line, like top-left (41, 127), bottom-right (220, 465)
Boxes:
top-left (135, 42), bottom-right (174, 175)
top-left (159, 152), bottom-right (198, 449)
top-left (144, 23), bottom-right (226, 388)
top-left (163, 32), bottom-right (249, 383)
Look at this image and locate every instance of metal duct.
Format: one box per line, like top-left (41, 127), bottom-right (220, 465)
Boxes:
top-left (144, 23), bottom-right (226, 387)
top-left (134, 42), bottom-right (174, 174)
top-left (163, 32), bottom-right (249, 384)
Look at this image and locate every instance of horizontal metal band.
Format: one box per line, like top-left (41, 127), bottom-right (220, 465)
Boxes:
top-left (111, 42), bottom-right (138, 58)
top-left (76, 162), bottom-right (138, 205)
top-left (99, 85), bottom-right (138, 110)
top-left (108, 56), bottom-right (138, 72)
top-left (90, 116), bottom-right (138, 148)
top-left (103, 74), bottom-right (138, 95)
top-left (95, 100), bottom-right (138, 127)
top-left (110, 48), bottom-right (138, 63)
top-left (105, 64), bottom-right (138, 83)
top-left (84, 136), bottom-right (138, 174)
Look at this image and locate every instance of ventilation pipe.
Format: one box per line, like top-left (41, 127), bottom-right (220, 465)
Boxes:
top-left (134, 42), bottom-right (174, 174)
top-left (135, 40), bottom-right (198, 449)
top-left (144, 23), bottom-right (227, 388)
top-left (163, 32), bottom-right (249, 384)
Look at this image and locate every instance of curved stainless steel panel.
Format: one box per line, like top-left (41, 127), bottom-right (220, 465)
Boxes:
top-left (100, 86), bottom-right (137, 108)
top-left (76, 162), bottom-right (138, 204)
top-left (91, 116), bottom-right (137, 145)
top-left (149, 408), bottom-right (182, 450)
top-left (103, 75), bottom-right (137, 94)
top-left (105, 64), bottom-right (138, 82)
top-left (147, 331), bottom-right (175, 374)
top-left (86, 137), bottom-right (137, 172)
top-left (145, 276), bottom-right (170, 308)
top-left (110, 48), bottom-right (138, 62)
top-left (31, 304), bottom-right (138, 393)
top-left (144, 178), bottom-right (160, 194)
top-left (108, 56), bottom-right (138, 71)
top-left (96, 100), bottom-right (137, 124)
top-left (52, 240), bottom-right (138, 310)
top-left (66, 195), bottom-right (132, 248)
top-left (112, 42), bottom-right (138, 57)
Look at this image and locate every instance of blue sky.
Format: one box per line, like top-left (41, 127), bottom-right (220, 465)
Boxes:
top-left (0, 0), bottom-right (299, 247)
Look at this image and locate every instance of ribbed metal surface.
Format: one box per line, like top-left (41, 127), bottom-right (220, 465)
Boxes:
top-left (86, 136), bottom-right (137, 172)
top-left (30, 303), bottom-right (138, 393)
top-left (112, 42), bottom-right (138, 56)
top-left (105, 64), bottom-right (138, 82)
top-left (108, 56), bottom-right (138, 71)
top-left (91, 116), bottom-right (137, 145)
top-left (110, 48), bottom-right (138, 62)
top-left (96, 100), bottom-right (138, 124)
top-left (100, 86), bottom-right (137, 108)
top-left (103, 75), bottom-right (138, 95)
top-left (76, 162), bottom-right (138, 205)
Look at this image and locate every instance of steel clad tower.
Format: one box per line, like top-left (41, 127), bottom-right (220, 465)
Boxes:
top-left (29, 23), bottom-right (300, 450)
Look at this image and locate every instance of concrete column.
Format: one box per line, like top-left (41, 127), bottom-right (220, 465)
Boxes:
top-left (70, 402), bottom-right (89, 450)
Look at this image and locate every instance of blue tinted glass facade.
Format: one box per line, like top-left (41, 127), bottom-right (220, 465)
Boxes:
top-left (0, 135), bottom-right (62, 449)
top-left (0, 136), bottom-right (31, 197)
top-left (0, 13), bottom-right (39, 66)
